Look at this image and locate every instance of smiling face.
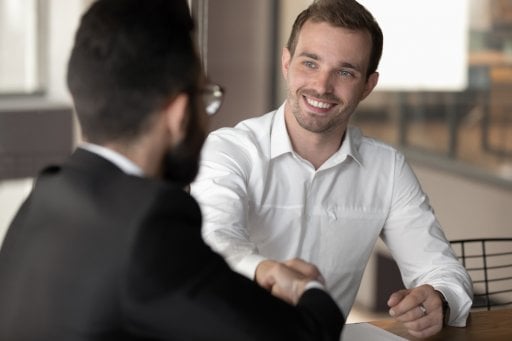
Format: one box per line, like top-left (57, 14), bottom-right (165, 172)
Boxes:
top-left (282, 20), bottom-right (379, 138)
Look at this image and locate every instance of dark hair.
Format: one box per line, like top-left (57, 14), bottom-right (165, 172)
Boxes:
top-left (67, 0), bottom-right (201, 143)
top-left (286, 0), bottom-right (383, 79)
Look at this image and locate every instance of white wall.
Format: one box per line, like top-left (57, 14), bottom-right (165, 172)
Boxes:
top-left (412, 162), bottom-right (512, 240)
top-left (0, 179), bottom-right (33, 248)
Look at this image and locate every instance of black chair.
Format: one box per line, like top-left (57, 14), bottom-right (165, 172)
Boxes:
top-left (450, 238), bottom-right (512, 311)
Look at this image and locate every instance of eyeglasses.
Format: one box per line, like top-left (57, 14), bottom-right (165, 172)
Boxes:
top-left (202, 83), bottom-right (224, 116)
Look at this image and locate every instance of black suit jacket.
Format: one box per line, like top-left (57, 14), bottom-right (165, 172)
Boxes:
top-left (0, 149), bottom-right (344, 340)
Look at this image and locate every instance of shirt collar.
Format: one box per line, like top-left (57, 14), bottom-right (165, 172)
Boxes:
top-left (269, 102), bottom-right (363, 167)
top-left (270, 103), bottom-right (294, 159)
top-left (327, 126), bottom-right (363, 168)
top-left (79, 142), bottom-right (144, 177)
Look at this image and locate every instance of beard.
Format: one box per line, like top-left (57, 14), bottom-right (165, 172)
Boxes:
top-left (289, 87), bottom-right (349, 134)
top-left (162, 140), bottom-right (202, 188)
top-left (162, 93), bottom-right (206, 188)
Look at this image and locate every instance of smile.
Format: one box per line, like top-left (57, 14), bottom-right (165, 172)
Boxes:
top-left (304, 96), bottom-right (334, 110)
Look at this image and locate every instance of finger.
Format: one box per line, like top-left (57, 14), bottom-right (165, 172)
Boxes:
top-left (387, 289), bottom-right (409, 307)
top-left (406, 321), bottom-right (443, 339)
top-left (392, 304), bottom-right (429, 323)
top-left (419, 304), bottom-right (428, 317)
top-left (423, 291), bottom-right (444, 315)
top-left (270, 284), bottom-right (294, 305)
top-left (389, 287), bottom-right (429, 316)
top-left (284, 258), bottom-right (324, 282)
top-left (400, 305), bottom-right (443, 338)
top-left (268, 264), bottom-right (307, 305)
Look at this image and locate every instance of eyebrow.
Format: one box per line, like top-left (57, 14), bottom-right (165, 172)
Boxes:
top-left (298, 51), bottom-right (361, 71)
top-left (299, 52), bottom-right (320, 60)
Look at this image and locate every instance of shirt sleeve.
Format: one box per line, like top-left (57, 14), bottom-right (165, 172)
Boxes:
top-left (191, 130), bottom-right (266, 279)
top-left (381, 151), bottom-right (473, 327)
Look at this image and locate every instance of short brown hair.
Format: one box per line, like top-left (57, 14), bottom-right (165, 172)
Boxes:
top-left (286, 0), bottom-right (383, 79)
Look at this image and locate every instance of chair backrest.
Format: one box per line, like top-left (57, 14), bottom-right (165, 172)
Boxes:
top-left (450, 238), bottom-right (512, 311)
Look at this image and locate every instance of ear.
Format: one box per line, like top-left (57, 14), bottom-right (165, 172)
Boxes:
top-left (164, 93), bottom-right (188, 146)
top-left (281, 47), bottom-right (292, 80)
top-left (360, 72), bottom-right (379, 101)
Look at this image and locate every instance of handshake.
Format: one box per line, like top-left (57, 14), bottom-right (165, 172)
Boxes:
top-left (255, 258), bottom-right (326, 305)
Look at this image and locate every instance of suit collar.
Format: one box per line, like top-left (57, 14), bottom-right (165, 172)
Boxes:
top-left (63, 148), bottom-right (127, 177)
top-left (79, 143), bottom-right (144, 177)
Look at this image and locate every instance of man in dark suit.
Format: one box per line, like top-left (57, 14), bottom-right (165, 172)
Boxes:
top-left (0, 0), bottom-right (344, 340)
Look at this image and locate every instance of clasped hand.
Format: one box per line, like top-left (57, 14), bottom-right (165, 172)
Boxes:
top-left (387, 284), bottom-right (445, 338)
top-left (255, 258), bottom-right (325, 305)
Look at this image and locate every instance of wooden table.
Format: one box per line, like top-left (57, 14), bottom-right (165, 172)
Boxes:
top-left (370, 309), bottom-right (512, 340)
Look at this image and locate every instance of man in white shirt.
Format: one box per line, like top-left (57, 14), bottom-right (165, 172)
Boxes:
top-left (191, 0), bottom-right (473, 338)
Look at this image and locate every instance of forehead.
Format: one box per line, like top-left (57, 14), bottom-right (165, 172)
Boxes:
top-left (295, 20), bottom-right (372, 70)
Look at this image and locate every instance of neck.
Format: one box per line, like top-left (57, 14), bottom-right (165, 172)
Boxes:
top-left (101, 141), bottom-right (160, 177)
top-left (100, 126), bottom-right (168, 179)
top-left (284, 108), bottom-right (347, 170)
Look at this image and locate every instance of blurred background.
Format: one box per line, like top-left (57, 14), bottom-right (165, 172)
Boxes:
top-left (1, 0), bottom-right (511, 322)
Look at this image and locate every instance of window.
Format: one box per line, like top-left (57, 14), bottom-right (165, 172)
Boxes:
top-left (295, 0), bottom-right (512, 184)
top-left (0, 0), bottom-right (45, 95)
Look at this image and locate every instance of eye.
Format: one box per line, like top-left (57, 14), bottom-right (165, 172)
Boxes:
top-left (337, 70), bottom-right (354, 78)
top-left (303, 61), bottom-right (317, 69)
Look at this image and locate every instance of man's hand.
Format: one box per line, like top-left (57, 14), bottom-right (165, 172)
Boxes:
top-left (255, 258), bottom-right (324, 305)
top-left (387, 284), bottom-right (445, 338)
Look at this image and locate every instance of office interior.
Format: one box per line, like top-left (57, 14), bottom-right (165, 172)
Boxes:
top-left (1, 0), bottom-right (511, 323)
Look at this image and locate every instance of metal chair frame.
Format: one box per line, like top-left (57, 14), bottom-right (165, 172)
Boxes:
top-left (450, 238), bottom-right (512, 311)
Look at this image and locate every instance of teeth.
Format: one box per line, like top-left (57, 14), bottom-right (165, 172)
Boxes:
top-left (306, 98), bottom-right (332, 109)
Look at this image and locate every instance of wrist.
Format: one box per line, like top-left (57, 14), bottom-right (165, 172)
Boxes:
top-left (435, 290), bottom-right (450, 324)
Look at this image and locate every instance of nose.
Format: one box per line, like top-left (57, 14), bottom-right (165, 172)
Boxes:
top-left (311, 69), bottom-right (335, 95)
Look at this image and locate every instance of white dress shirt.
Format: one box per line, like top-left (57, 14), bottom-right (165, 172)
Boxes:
top-left (191, 103), bottom-right (473, 325)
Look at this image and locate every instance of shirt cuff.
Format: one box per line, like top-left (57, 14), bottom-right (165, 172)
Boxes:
top-left (305, 280), bottom-right (326, 291)
top-left (232, 253), bottom-right (268, 280)
top-left (433, 286), bottom-right (472, 327)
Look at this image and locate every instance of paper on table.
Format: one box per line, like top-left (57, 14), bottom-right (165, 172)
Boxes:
top-left (340, 322), bottom-right (408, 341)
